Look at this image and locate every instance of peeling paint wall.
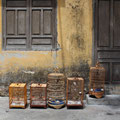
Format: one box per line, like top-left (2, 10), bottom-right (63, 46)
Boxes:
top-left (0, 0), bottom-right (93, 95)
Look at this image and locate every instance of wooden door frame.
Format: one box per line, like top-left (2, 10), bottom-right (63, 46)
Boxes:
top-left (92, 0), bottom-right (96, 66)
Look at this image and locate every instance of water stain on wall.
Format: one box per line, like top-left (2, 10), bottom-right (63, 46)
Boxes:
top-left (67, 0), bottom-right (88, 50)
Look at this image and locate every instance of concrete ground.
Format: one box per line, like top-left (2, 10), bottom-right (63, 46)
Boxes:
top-left (0, 97), bottom-right (120, 120)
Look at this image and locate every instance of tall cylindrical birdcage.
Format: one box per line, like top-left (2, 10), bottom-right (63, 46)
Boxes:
top-left (47, 73), bottom-right (65, 101)
top-left (89, 62), bottom-right (105, 98)
top-left (47, 68), bottom-right (65, 109)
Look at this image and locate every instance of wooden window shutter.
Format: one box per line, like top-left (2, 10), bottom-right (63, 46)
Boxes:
top-left (31, 0), bottom-right (56, 51)
top-left (2, 0), bottom-right (57, 51)
top-left (3, 0), bottom-right (29, 50)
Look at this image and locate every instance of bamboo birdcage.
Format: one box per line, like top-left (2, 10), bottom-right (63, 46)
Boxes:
top-left (89, 62), bottom-right (105, 98)
top-left (66, 77), bottom-right (84, 108)
top-left (47, 68), bottom-right (65, 108)
top-left (47, 73), bottom-right (65, 101)
top-left (9, 83), bottom-right (27, 108)
top-left (30, 83), bottom-right (47, 108)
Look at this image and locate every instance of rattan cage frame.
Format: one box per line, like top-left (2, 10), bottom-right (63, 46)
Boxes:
top-left (30, 83), bottom-right (47, 108)
top-left (9, 83), bottom-right (27, 109)
top-left (47, 73), bottom-right (65, 102)
top-left (89, 63), bottom-right (105, 98)
top-left (66, 77), bottom-right (84, 108)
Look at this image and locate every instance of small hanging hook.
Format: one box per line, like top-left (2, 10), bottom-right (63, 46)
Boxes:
top-left (96, 62), bottom-right (100, 68)
top-left (54, 67), bottom-right (59, 73)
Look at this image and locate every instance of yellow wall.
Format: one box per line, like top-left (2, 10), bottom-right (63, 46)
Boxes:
top-left (0, 0), bottom-right (93, 83)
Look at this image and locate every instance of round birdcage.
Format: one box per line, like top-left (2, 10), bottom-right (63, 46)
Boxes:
top-left (89, 62), bottom-right (105, 98)
top-left (47, 68), bottom-right (65, 108)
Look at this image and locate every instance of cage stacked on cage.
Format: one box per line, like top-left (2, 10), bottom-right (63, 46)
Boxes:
top-left (9, 83), bottom-right (27, 108)
top-left (66, 77), bottom-right (84, 108)
top-left (89, 62), bottom-right (105, 98)
top-left (30, 83), bottom-right (47, 108)
top-left (47, 73), bottom-right (65, 108)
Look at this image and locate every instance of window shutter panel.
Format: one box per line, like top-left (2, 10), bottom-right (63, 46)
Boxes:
top-left (31, 0), bottom-right (55, 51)
top-left (4, 0), bottom-right (28, 50)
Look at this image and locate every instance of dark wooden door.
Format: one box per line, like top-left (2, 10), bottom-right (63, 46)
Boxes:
top-left (94, 0), bottom-right (120, 83)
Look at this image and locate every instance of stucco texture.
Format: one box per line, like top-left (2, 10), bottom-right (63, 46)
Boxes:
top-left (0, 0), bottom-right (93, 84)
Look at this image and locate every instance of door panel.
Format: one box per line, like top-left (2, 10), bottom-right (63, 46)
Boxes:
top-left (7, 38), bottom-right (26, 45)
top-left (32, 38), bottom-right (51, 45)
top-left (7, 0), bottom-right (27, 7)
top-left (94, 0), bottom-right (120, 83)
top-left (18, 10), bottom-right (26, 35)
top-left (98, 0), bottom-right (110, 47)
top-left (98, 52), bottom-right (120, 59)
top-left (100, 62), bottom-right (110, 83)
top-left (32, 10), bottom-right (41, 35)
top-left (112, 63), bottom-right (120, 82)
top-left (113, 0), bottom-right (120, 47)
top-left (32, 0), bottom-right (52, 7)
top-left (43, 10), bottom-right (52, 35)
top-left (6, 11), bottom-right (15, 35)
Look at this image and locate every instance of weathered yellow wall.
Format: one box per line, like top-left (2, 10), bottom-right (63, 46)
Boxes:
top-left (0, 0), bottom-right (93, 83)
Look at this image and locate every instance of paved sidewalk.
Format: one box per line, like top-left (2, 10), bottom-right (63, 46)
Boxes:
top-left (0, 97), bottom-right (120, 120)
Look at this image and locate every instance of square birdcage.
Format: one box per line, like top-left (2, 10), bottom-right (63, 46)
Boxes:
top-left (30, 83), bottom-right (47, 108)
top-left (9, 83), bottom-right (27, 108)
top-left (89, 62), bottom-right (105, 98)
top-left (66, 77), bottom-right (84, 108)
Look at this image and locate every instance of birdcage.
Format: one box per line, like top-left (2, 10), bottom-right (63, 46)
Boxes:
top-left (30, 83), bottom-right (47, 108)
top-left (66, 77), bottom-right (84, 108)
top-left (47, 69), bottom-right (65, 108)
top-left (9, 83), bottom-right (27, 108)
top-left (89, 62), bottom-right (105, 98)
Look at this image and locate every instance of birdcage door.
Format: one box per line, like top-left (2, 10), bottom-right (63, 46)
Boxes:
top-left (68, 80), bottom-right (82, 101)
